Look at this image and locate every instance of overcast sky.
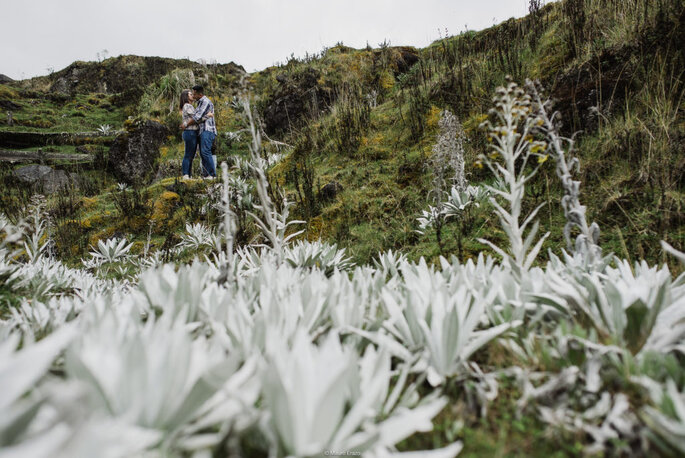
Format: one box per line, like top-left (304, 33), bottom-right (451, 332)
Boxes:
top-left (2, 0), bottom-right (536, 80)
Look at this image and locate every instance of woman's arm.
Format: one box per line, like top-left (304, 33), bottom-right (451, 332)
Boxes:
top-left (180, 104), bottom-right (213, 128)
top-left (180, 104), bottom-right (198, 128)
top-left (182, 111), bottom-right (213, 128)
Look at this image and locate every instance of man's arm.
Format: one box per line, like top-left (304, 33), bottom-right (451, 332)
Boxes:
top-left (180, 108), bottom-right (213, 129)
top-left (191, 98), bottom-right (209, 123)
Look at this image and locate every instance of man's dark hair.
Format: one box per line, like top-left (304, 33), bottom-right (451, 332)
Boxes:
top-left (192, 85), bottom-right (204, 94)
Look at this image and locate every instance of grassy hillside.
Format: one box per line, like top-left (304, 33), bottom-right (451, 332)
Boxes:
top-left (0, 0), bottom-right (683, 271)
top-left (250, 0), bottom-right (685, 268)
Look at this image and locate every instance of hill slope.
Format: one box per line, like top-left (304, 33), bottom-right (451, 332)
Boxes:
top-left (0, 0), bottom-right (683, 270)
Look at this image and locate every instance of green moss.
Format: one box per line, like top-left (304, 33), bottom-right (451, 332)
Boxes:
top-left (0, 84), bottom-right (19, 101)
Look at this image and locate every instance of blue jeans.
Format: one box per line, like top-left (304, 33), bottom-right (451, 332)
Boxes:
top-left (182, 130), bottom-right (198, 176)
top-left (199, 131), bottom-right (217, 177)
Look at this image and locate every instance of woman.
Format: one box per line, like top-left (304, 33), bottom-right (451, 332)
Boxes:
top-left (179, 89), bottom-right (212, 179)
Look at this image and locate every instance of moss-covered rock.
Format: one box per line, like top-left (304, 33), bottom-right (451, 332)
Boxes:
top-left (107, 120), bottom-right (169, 184)
top-left (151, 191), bottom-right (181, 231)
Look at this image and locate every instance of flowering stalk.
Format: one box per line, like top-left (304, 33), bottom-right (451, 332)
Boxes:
top-left (526, 80), bottom-right (601, 266)
top-left (241, 97), bottom-right (303, 264)
top-left (220, 162), bottom-right (236, 267)
top-left (478, 80), bottom-right (550, 277)
top-left (418, 109), bottom-right (477, 255)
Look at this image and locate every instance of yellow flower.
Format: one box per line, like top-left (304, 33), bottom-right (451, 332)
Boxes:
top-left (530, 141), bottom-right (547, 154)
top-left (537, 155), bottom-right (549, 164)
top-left (474, 161), bottom-right (484, 169)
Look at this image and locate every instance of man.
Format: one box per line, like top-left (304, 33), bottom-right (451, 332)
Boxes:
top-left (181, 85), bottom-right (217, 178)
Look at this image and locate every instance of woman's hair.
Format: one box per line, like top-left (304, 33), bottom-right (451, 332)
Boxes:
top-left (179, 89), bottom-right (192, 110)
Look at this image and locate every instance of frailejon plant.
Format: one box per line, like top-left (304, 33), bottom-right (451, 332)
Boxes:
top-left (283, 240), bottom-right (353, 276)
top-left (478, 80), bottom-right (551, 278)
top-left (526, 80), bottom-right (601, 267)
top-left (96, 124), bottom-right (113, 135)
top-left (418, 283), bottom-right (516, 386)
top-left (176, 223), bottom-right (221, 253)
top-left (262, 331), bottom-right (462, 457)
top-left (219, 162), bottom-right (237, 268)
top-left (430, 109), bottom-right (467, 195)
top-left (65, 311), bottom-right (260, 454)
top-left (21, 196), bottom-right (53, 264)
top-left (418, 109), bottom-right (486, 255)
top-left (0, 325), bottom-right (76, 456)
top-left (241, 97), bottom-right (304, 264)
top-left (0, 214), bottom-right (22, 287)
top-left (641, 379), bottom-right (685, 455)
top-left (82, 236), bottom-right (135, 279)
top-left (540, 255), bottom-right (681, 356)
top-left (86, 237), bottom-right (133, 266)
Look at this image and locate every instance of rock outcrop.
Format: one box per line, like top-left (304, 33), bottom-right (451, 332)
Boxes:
top-left (13, 164), bottom-right (53, 183)
top-left (373, 46), bottom-right (419, 75)
top-left (319, 181), bottom-right (343, 201)
top-left (12, 164), bottom-right (71, 194)
top-left (551, 46), bottom-right (637, 135)
top-left (0, 100), bottom-right (21, 111)
top-left (263, 67), bottom-right (332, 135)
top-left (40, 169), bottom-right (71, 193)
top-left (261, 46), bottom-right (419, 135)
top-left (107, 120), bottom-right (169, 184)
top-left (46, 55), bottom-right (245, 96)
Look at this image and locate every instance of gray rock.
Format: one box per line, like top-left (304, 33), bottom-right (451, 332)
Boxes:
top-left (50, 67), bottom-right (82, 95)
top-left (12, 165), bottom-right (70, 194)
top-left (40, 169), bottom-right (70, 193)
top-left (13, 164), bottom-right (53, 184)
top-left (107, 120), bottom-right (169, 184)
top-left (320, 181), bottom-right (343, 201)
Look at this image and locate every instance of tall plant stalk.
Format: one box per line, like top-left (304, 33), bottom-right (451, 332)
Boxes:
top-left (241, 97), bottom-right (303, 264)
top-left (478, 80), bottom-right (550, 277)
top-left (526, 80), bottom-right (602, 266)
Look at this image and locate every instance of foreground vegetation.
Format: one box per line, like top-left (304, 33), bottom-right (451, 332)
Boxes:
top-left (1, 0), bottom-right (685, 455)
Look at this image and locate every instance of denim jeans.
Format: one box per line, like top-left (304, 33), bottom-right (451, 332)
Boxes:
top-left (182, 130), bottom-right (198, 176)
top-left (199, 131), bottom-right (217, 177)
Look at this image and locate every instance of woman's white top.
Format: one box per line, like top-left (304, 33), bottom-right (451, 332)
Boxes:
top-left (182, 103), bottom-right (199, 130)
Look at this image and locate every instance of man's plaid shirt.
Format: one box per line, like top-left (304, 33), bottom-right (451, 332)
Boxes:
top-left (192, 95), bottom-right (218, 134)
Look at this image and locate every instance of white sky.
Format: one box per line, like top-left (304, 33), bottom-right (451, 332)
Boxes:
top-left (2, 0), bottom-right (535, 80)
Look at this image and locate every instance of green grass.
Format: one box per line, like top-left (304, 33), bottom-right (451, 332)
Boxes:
top-left (398, 381), bottom-right (584, 457)
top-left (0, 92), bottom-right (125, 133)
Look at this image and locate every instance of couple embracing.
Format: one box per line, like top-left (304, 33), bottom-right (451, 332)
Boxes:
top-left (179, 85), bottom-right (217, 180)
